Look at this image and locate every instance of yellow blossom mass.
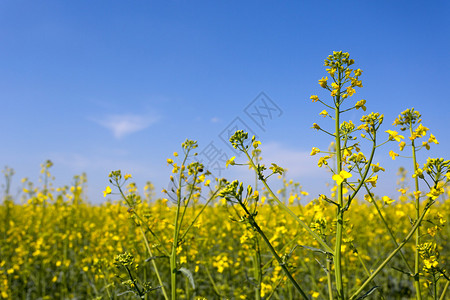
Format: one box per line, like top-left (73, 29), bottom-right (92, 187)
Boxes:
top-left (332, 170), bottom-right (352, 185)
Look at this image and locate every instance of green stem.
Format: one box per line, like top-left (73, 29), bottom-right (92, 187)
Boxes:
top-left (204, 264), bottom-right (224, 298)
top-left (179, 187), bottom-right (221, 242)
top-left (355, 248), bottom-right (385, 300)
top-left (410, 122), bottom-right (423, 300)
top-left (139, 226), bottom-right (169, 300)
top-left (125, 266), bottom-right (144, 297)
top-left (170, 192), bottom-right (182, 300)
top-left (117, 185), bottom-right (170, 257)
top-left (439, 278), bottom-right (450, 300)
top-left (170, 154), bottom-right (189, 300)
top-left (434, 274), bottom-right (438, 300)
top-left (326, 258), bottom-right (334, 300)
top-left (334, 90), bottom-right (344, 300)
top-left (240, 203), bottom-right (309, 299)
top-left (363, 184), bottom-right (414, 274)
top-left (253, 237), bottom-right (262, 300)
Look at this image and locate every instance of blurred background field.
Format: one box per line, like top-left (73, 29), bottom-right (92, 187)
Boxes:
top-left (1, 164), bottom-right (449, 299)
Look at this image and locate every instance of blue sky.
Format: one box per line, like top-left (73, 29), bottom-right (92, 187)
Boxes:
top-left (1, 1), bottom-right (449, 203)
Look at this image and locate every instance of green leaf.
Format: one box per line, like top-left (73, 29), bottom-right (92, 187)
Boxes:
top-left (355, 286), bottom-right (380, 300)
top-left (145, 256), bottom-right (167, 262)
top-left (179, 267), bottom-right (196, 290)
top-left (299, 245), bottom-right (332, 256)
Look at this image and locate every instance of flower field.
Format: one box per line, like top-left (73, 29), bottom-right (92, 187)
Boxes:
top-left (1, 52), bottom-right (449, 300)
top-left (1, 173), bottom-right (449, 299)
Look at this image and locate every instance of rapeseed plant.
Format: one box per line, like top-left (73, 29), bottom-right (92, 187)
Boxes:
top-left (224, 51), bottom-right (450, 300)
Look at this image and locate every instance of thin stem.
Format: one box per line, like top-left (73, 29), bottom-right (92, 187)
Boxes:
top-left (248, 214), bottom-right (309, 299)
top-left (125, 266), bottom-right (144, 297)
top-left (204, 264), bottom-right (224, 298)
top-left (410, 121), bottom-right (423, 300)
top-left (253, 237), bottom-right (262, 300)
top-left (334, 78), bottom-right (344, 300)
top-left (117, 185), bottom-right (170, 257)
top-left (363, 183), bottom-right (413, 274)
top-left (434, 274), bottom-right (438, 300)
top-left (354, 247), bottom-right (386, 300)
top-left (326, 258), bottom-right (334, 300)
top-left (139, 226), bottom-right (169, 300)
top-left (439, 278), bottom-right (450, 300)
top-left (179, 187), bottom-right (221, 242)
top-left (170, 152), bottom-right (190, 300)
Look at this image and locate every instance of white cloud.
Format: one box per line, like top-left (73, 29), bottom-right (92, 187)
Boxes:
top-left (94, 113), bottom-right (159, 139)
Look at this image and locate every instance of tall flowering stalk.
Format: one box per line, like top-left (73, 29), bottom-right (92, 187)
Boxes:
top-left (106, 139), bottom-right (225, 300)
top-left (224, 51), bottom-right (450, 299)
top-left (310, 51), bottom-right (384, 299)
top-left (388, 108), bottom-right (448, 299)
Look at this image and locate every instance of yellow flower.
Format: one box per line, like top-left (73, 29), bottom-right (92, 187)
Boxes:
top-left (427, 226), bottom-right (438, 237)
top-left (415, 124), bottom-right (429, 137)
top-left (318, 76), bottom-right (328, 88)
top-left (346, 87), bottom-right (356, 96)
top-left (371, 163), bottom-right (385, 173)
top-left (253, 140), bottom-right (261, 148)
top-left (409, 132), bottom-right (420, 140)
top-left (310, 95), bottom-right (319, 102)
top-left (355, 99), bottom-right (366, 111)
top-left (317, 156), bottom-right (330, 167)
top-left (357, 123), bottom-right (368, 131)
top-left (423, 258), bottom-right (438, 269)
top-left (312, 123), bottom-right (321, 130)
top-left (385, 130), bottom-right (404, 142)
top-left (319, 110), bottom-right (329, 117)
top-left (427, 183), bottom-right (444, 200)
top-left (382, 196), bottom-right (395, 205)
top-left (354, 69), bottom-right (363, 76)
top-left (351, 152), bottom-right (366, 162)
top-left (398, 188), bottom-right (407, 195)
top-left (428, 134), bottom-right (438, 144)
top-left (124, 174), bottom-right (132, 180)
top-left (332, 170), bottom-right (352, 185)
top-left (310, 147), bottom-right (320, 156)
top-left (173, 152), bottom-right (179, 157)
top-left (167, 158), bottom-right (173, 164)
top-left (412, 168), bottom-right (423, 179)
top-left (399, 141), bottom-right (406, 151)
top-left (327, 68), bottom-right (336, 76)
top-left (365, 175), bottom-right (378, 187)
top-left (389, 150), bottom-right (399, 160)
top-left (351, 79), bottom-right (363, 87)
top-left (103, 186), bottom-right (112, 197)
top-left (225, 156), bottom-right (236, 168)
